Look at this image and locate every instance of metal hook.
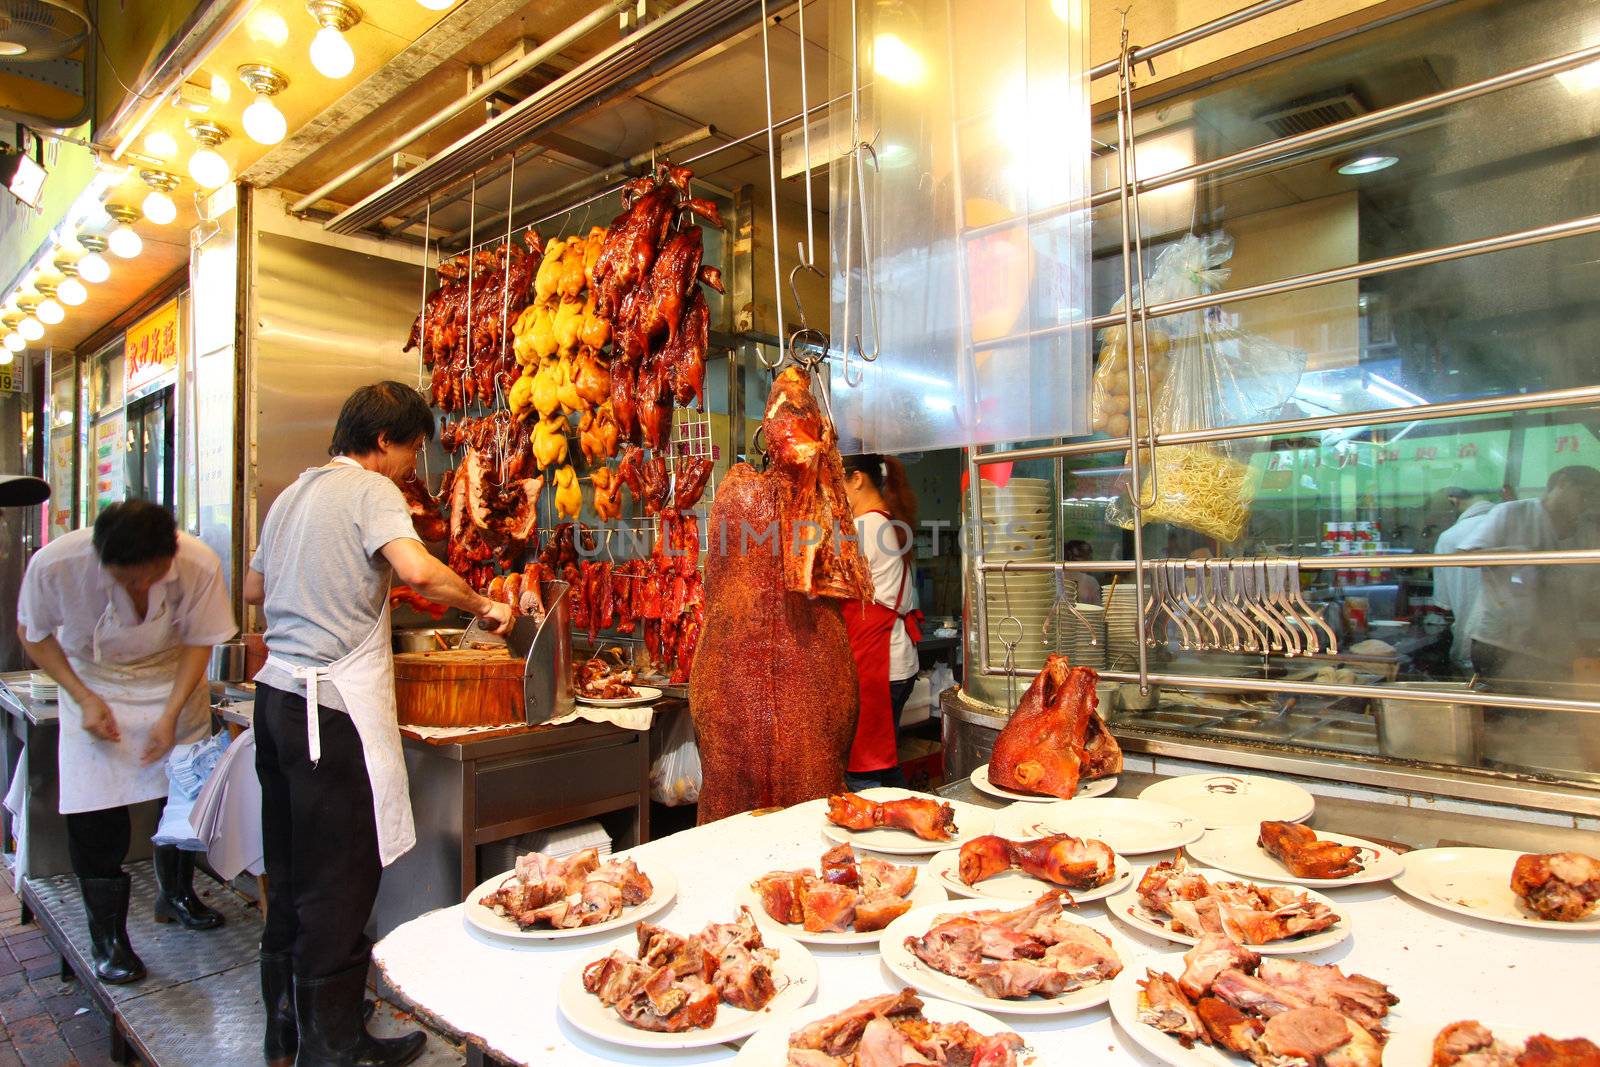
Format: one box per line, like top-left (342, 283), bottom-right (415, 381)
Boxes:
top-left (841, 138), bottom-right (882, 389)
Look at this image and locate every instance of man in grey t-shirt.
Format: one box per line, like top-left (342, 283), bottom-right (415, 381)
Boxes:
top-left (243, 381), bottom-right (511, 1067)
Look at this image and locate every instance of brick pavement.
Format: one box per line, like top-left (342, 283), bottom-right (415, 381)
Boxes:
top-left (0, 878), bottom-right (120, 1067)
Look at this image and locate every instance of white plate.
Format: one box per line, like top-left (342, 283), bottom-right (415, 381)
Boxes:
top-left (464, 862), bottom-right (678, 941)
top-left (733, 994), bottom-right (1026, 1065)
top-left (1138, 774), bottom-right (1315, 829)
top-left (927, 846), bottom-right (1134, 904)
top-left (557, 925), bottom-right (818, 1050)
top-left (1109, 966), bottom-right (1248, 1067)
top-left (1392, 848), bottom-right (1600, 931)
top-left (1186, 826), bottom-right (1405, 888)
top-left (576, 685), bottom-right (663, 708)
top-left (1103, 867), bottom-right (1351, 954)
top-left (822, 788), bottom-right (996, 856)
top-left (972, 764), bottom-right (1117, 804)
top-left (881, 898), bottom-right (1122, 1016)
top-left (735, 869), bottom-right (948, 946)
top-left (996, 798), bottom-right (1203, 855)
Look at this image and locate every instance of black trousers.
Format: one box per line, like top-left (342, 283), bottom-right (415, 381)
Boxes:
top-left (254, 683), bottom-right (382, 981)
top-left (65, 807), bottom-right (133, 880)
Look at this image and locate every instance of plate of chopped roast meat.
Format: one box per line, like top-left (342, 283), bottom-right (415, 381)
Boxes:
top-left (1106, 855), bottom-right (1351, 953)
top-left (880, 893), bottom-right (1125, 1016)
top-left (821, 788), bottom-right (996, 856)
top-left (926, 833), bottom-right (1133, 904)
top-left (978, 656), bottom-right (1123, 802)
top-left (1185, 821), bottom-right (1405, 888)
top-left (1383, 1019), bottom-right (1600, 1065)
top-left (997, 797), bottom-right (1204, 855)
top-left (732, 989), bottom-right (1033, 1066)
top-left (1112, 934), bottom-right (1398, 1067)
top-left (467, 848), bottom-right (675, 940)
top-left (740, 843), bottom-right (946, 946)
top-left (559, 907), bottom-right (817, 1050)
top-left (1392, 848), bottom-right (1600, 930)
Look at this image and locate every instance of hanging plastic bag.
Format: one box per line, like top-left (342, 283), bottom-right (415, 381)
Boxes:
top-left (649, 709), bottom-right (702, 807)
top-left (154, 730), bottom-right (232, 851)
top-left (1101, 234), bottom-right (1306, 543)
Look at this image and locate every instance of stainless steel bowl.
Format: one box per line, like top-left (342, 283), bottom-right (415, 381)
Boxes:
top-left (392, 628), bottom-right (465, 654)
top-left (208, 641), bottom-right (248, 683)
top-left (1374, 681), bottom-right (1481, 765)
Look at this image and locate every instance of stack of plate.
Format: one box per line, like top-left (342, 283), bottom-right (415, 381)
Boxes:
top-left (977, 477), bottom-right (1053, 671)
top-left (1104, 584), bottom-right (1144, 671)
top-left (27, 672), bottom-right (58, 703)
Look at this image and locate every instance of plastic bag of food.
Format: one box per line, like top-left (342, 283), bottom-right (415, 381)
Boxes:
top-left (649, 708), bottom-right (702, 806)
top-left (1102, 234), bottom-right (1305, 543)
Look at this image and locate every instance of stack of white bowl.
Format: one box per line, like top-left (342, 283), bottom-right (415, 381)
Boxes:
top-left (1104, 583), bottom-right (1144, 671)
top-left (976, 478), bottom-right (1054, 671)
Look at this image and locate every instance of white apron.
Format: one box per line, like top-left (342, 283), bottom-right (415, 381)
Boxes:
top-left (260, 594), bottom-right (416, 868)
top-left (58, 589), bottom-right (210, 815)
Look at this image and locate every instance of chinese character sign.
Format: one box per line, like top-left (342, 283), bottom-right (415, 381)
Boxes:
top-left (124, 299), bottom-right (180, 395)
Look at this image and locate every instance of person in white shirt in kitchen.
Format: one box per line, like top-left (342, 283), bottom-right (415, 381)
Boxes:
top-left (1456, 465), bottom-right (1600, 686)
top-left (1432, 486), bottom-right (1495, 671)
top-left (245, 382), bottom-right (512, 1067)
top-left (17, 500), bottom-right (238, 985)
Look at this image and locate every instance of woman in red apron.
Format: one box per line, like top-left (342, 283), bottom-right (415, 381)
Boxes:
top-left (841, 455), bottom-right (924, 790)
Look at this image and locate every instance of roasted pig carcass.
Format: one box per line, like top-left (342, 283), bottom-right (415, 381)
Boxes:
top-left (1258, 821), bottom-right (1365, 881)
top-left (1510, 852), bottom-right (1600, 922)
top-left (786, 989), bottom-right (1025, 1067)
top-left (827, 793), bottom-right (957, 841)
top-left (957, 833), bottom-right (1117, 889)
top-left (398, 472), bottom-right (447, 541)
top-left (988, 655), bottom-right (1121, 799)
top-left (689, 368), bottom-right (868, 823)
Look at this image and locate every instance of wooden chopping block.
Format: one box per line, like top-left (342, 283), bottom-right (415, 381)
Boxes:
top-left (393, 648), bottom-right (524, 728)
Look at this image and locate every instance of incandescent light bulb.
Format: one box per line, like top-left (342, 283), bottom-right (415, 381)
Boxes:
top-left (243, 96), bottom-right (287, 144)
top-left (57, 277), bottom-right (88, 306)
top-left (36, 299), bottom-right (63, 325)
top-left (77, 252), bottom-right (110, 283)
top-left (310, 25), bottom-right (355, 78)
top-left (109, 225), bottom-right (143, 259)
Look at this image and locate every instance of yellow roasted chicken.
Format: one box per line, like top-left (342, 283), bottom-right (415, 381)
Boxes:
top-left (532, 413), bottom-right (569, 469)
top-left (552, 464), bottom-right (582, 519)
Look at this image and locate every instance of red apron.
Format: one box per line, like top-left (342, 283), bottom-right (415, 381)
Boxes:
top-left (844, 520), bottom-right (923, 773)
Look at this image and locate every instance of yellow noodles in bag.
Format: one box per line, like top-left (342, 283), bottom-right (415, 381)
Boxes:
top-left (1109, 445), bottom-right (1256, 543)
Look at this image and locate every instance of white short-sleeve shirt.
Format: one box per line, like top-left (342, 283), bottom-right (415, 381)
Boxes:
top-left (855, 511), bottom-right (920, 682)
top-left (18, 528), bottom-right (237, 662)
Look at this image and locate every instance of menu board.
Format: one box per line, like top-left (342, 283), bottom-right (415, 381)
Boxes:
top-left (93, 413), bottom-right (125, 514)
top-left (124, 298), bottom-right (180, 397)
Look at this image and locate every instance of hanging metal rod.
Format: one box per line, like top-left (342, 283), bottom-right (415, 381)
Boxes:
top-left (974, 381), bottom-right (1600, 466)
top-left (291, 0), bottom-right (634, 216)
top-left (978, 549), bottom-right (1600, 573)
top-left (1085, 0), bottom-right (1307, 80)
top-left (974, 665), bottom-right (1600, 719)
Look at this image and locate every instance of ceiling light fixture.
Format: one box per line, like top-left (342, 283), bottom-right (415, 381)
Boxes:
top-left (34, 286), bottom-right (64, 325)
top-left (2, 332), bottom-right (22, 354)
top-left (872, 33), bottom-right (926, 86)
top-left (76, 235), bottom-right (111, 282)
top-left (307, 1), bottom-right (361, 79)
top-left (106, 205), bottom-right (144, 258)
top-left (16, 301), bottom-right (44, 341)
top-left (416, 0), bottom-right (455, 9)
top-left (1336, 154), bottom-right (1398, 175)
top-left (185, 120), bottom-right (232, 188)
top-left (53, 263), bottom-right (87, 306)
top-left (144, 130), bottom-right (179, 159)
top-left (0, 41), bottom-right (26, 58)
top-left (209, 71), bottom-right (232, 103)
top-left (139, 170), bottom-right (180, 224)
top-left (239, 64), bottom-right (290, 145)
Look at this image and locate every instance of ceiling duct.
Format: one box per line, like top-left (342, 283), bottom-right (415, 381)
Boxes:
top-left (323, 0), bottom-right (765, 235)
top-left (0, 0), bottom-right (88, 60)
top-left (1255, 87), bottom-right (1367, 138)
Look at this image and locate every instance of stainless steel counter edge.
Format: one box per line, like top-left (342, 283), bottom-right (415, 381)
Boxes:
top-left (0, 675), bottom-right (60, 726)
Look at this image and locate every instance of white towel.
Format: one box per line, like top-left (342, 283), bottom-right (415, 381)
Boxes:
top-left (192, 727), bottom-right (265, 880)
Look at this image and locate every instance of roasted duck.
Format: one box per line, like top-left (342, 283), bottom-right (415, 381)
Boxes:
top-left (827, 792), bottom-right (956, 842)
top-left (988, 655), bottom-right (1121, 799)
top-left (957, 834), bottom-right (1117, 890)
top-left (785, 989), bottom-right (1025, 1067)
top-left (478, 849), bottom-right (653, 930)
top-left (1433, 1021), bottom-right (1600, 1066)
top-left (689, 367), bottom-right (869, 824)
top-left (753, 844), bottom-right (919, 934)
top-left (1258, 821), bottom-right (1365, 881)
top-left (1511, 852), bottom-right (1600, 922)
top-left (1138, 855), bottom-right (1341, 945)
top-left (903, 892), bottom-right (1122, 1000)
top-left (581, 909), bottom-right (778, 1032)
top-left (1137, 933), bottom-right (1396, 1065)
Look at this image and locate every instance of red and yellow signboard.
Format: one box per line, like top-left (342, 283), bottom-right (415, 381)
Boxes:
top-left (124, 299), bottom-right (180, 395)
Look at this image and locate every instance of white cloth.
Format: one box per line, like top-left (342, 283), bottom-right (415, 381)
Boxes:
top-left (1433, 499), bottom-right (1493, 666)
top-left (261, 592), bottom-right (416, 868)
top-left (854, 511), bottom-right (919, 681)
top-left (17, 529), bottom-right (236, 660)
top-left (1456, 497), bottom-right (1561, 657)
top-left (192, 727), bottom-right (265, 880)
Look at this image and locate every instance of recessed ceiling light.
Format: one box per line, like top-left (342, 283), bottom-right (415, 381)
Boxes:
top-left (1337, 154), bottom-right (1398, 176)
top-left (0, 41), bottom-right (26, 57)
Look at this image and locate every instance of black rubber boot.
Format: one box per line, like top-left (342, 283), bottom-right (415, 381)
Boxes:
top-left (262, 950), bottom-right (297, 1065)
top-left (153, 845), bottom-right (225, 930)
top-left (79, 876), bottom-right (145, 984)
top-left (294, 963), bottom-right (425, 1067)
